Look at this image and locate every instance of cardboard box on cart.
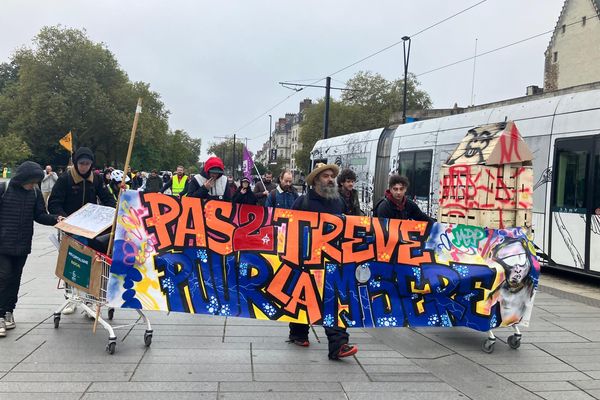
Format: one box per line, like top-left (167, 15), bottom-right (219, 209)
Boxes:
top-left (54, 203), bottom-right (116, 298)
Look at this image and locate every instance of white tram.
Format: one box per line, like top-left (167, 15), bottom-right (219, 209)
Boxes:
top-left (311, 83), bottom-right (600, 277)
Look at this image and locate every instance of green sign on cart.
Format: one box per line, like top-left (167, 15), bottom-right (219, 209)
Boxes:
top-left (63, 245), bottom-right (92, 289)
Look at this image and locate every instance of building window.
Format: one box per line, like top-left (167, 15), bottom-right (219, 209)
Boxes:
top-left (561, 24), bottom-right (566, 34)
top-left (553, 51), bottom-right (558, 63)
top-left (583, 16), bottom-right (586, 26)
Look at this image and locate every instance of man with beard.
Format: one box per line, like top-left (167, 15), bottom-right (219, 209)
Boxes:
top-left (161, 166), bottom-right (188, 197)
top-left (265, 169), bottom-right (298, 209)
top-left (374, 174), bottom-right (433, 222)
top-left (288, 163), bottom-right (358, 360)
top-left (337, 168), bottom-right (362, 216)
top-left (253, 171), bottom-right (277, 206)
top-left (48, 147), bottom-right (116, 314)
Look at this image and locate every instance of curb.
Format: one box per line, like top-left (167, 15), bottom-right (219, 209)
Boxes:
top-left (539, 284), bottom-right (600, 308)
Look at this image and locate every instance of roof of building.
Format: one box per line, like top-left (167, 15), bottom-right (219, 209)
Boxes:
top-left (546, 0), bottom-right (600, 54)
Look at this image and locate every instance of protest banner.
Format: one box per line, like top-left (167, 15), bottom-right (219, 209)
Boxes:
top-left (107, 190), bottom-right (539, 331)
top-left (56, 235), bottom-right (104, 298)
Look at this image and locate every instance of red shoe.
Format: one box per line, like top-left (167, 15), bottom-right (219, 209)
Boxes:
top-left (288, 339), bottom-right (310, 347)
top-left (337, 344), bottom-right (358, 358)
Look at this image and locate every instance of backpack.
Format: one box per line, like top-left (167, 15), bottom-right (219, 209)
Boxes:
top-left (0, 180), bottom-right (39, 206)
top-left (372, 197), bottom-right (385, 217)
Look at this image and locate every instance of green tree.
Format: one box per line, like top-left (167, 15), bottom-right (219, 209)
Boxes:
top-left (206, 139), bottom-right (247, 176)
top-left (0, 26), bottom-right (183, 170)
top-left (254, 161), bottom-right (266, 176)
top-left (294, 70), bottom-right (431, 173)
top-left (0, 132), bottom-right (32, 166)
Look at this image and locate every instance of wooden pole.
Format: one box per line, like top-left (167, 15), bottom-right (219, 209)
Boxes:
top-left (94, 98), bottom-right (142, 333)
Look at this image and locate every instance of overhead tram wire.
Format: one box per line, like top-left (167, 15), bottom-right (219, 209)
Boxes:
top-left (235, 1), bottom-right (490, 141)
top-left (325, 0), bottom-right (489, 78)
top-left (415, 12), bottom-right (600, 78)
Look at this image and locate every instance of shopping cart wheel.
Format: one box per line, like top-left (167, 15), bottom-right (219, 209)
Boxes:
top-left (481, 338), bottom-right (495, 353)
top-left (106, 341), bottom-right (116, 355)
top-left (507, 334), bottom-right (521, 349)
top-left (144, 330), bottom-right (153, 347)
top-left (108, 308), bottom-right (115, 321)
top-left (53, 313), bottom-right (61, 329)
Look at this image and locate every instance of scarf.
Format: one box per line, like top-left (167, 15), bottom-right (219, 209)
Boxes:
top-left (384, 189), bottom-right (406, 211)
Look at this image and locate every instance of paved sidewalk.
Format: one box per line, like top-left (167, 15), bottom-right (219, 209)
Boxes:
top-left (1, 224), bottom-right (599, 400)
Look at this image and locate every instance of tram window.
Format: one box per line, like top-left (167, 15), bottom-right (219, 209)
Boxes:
top-left (554, 150), bottom-right (587, 209)
top-left (397, 150), bottom-right (432, 199)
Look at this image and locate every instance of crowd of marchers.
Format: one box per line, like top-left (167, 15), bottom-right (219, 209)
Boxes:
top-left (0, 148), bottom-right (433, 361)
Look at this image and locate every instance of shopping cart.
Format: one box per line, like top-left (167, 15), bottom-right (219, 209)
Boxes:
top-left (53, 231), bottom-right (153, 354)
top-left (481, 326), bottom-right (522, 353)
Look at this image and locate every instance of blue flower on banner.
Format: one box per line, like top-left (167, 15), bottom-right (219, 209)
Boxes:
top-left (239, 263), bottom-right (249, 277)
top-left (262, 303), bottom-right (277, 318)
top-left (427, 314), bottom-right (440, 326)
top-left (162, 277), bottom-right (176, 295)
top-left (326, 263), bottom-right (337, 274)
top-left (412, 267), bottom-right (421, 285)
top-left (323, 314), bottom-right (334, 327)
top-left (206, 296), bottom-right (219, 315)
top-left (453, 265), bottom-right (469, 278)
top-left (377, 317), bottom-right (398, 327)
top-left (219, 304), bottom-right (230, 316)
top-left (440, 313), bottom-right (452, 327)
top-left (369, 279), bottom-right (381, 289)
top-left (197, 249), bottom-right (208, 263)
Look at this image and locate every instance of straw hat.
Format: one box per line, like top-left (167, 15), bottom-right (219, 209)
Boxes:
top-left (306, 163), bottom-right (339, 186)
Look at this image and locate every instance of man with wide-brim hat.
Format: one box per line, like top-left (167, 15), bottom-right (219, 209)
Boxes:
top-left (287, 162), bottom-right (358, 360)
top-left (305, 163), bottom-right (339, 187)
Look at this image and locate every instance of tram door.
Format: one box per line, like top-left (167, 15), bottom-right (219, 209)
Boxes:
top-left (549, 136), bottom-right (600, 274)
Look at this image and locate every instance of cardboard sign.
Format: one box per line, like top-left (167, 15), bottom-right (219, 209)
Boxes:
top-left (56, 235), bottom-right (103, 298)
top-left (107, 191), bottom-right (540, 331)
top-left (55, 203), bottom-right (115, 239)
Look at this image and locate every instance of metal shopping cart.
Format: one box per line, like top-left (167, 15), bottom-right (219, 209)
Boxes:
top-left (53, 231), bottom-right (153, 354)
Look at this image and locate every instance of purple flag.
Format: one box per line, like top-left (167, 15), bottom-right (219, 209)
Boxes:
top-left (242, 146), bottom-right (254, 181)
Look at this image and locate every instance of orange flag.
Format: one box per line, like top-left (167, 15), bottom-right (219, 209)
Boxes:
top-left (59, 131), bottom-right (73, 153)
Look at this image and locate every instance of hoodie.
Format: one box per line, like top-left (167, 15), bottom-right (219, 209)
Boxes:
top-left (48, 148), bottom-right (116, 216)
top-left (0, 161), bottom-right (58, 255)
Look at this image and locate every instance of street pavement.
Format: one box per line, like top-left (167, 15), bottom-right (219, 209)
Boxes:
top-left (1, 224), bottom-right (599, 400)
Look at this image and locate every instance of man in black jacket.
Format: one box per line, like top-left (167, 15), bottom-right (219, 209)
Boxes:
top-left (48, 147), bottom-right (116, 217)
top-left (48, 147), bottom-right (115, 314)
top-left (288, 163), bottom-right (358, 360)
top-left (144, 170), bottom-right (163, 193)
top-left (374, 174), bottom-right (433, 222)
top-left (0, 161), bottom-right (62, 337)
top-left (337, 168), bottom-right (362, 216)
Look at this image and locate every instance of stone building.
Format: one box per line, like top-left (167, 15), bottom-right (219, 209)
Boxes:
top-left (544, 0), bottom-right (600, 91)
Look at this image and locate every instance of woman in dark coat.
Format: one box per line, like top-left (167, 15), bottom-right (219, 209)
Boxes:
top-left (232, 177), bottom-right (257, 205)
top-left (0, 161), bottom-right (61, 337)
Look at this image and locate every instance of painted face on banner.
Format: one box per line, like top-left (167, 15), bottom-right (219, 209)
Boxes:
top-left (495, 240), bottom-right (532, 287)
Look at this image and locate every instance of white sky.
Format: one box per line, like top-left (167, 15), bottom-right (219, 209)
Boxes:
top-left (1, 0), bottom-right (566, 158)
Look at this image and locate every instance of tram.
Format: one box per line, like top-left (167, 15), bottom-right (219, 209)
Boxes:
top-left (310, 83), bottom-right (600, 277)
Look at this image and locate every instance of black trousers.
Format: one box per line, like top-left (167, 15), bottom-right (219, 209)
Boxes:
top-left (0, 254), bottom-right (28, 316)
top-left (289, 322), bottom-right (349, 359)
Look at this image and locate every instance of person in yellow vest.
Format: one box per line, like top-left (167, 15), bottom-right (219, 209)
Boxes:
top-left (160, 165), bottom-right (188, 197)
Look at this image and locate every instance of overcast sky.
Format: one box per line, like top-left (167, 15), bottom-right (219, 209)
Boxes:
top-left (1, 0), bottom-right (566, 158)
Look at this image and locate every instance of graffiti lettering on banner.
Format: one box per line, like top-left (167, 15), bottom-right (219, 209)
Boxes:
top-left (107, 190), bottom-right (540, 331)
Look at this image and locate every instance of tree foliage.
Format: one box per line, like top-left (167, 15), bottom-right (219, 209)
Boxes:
top-left (0, 132), bottom-right (32, 166)
top-left (207, 138), bottom-right (248, 176)
top-left (0, 26), bottom-right (200, 170)
top-left (294, 71), bottom-right (431, 174)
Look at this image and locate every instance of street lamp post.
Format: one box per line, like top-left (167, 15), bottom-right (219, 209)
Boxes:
top-left (402, 36), bottom-right (411, 124)
top-left (268, 114), bottom-right (273, 164)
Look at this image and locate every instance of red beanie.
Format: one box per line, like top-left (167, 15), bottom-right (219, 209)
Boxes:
top-left (204, 156), bottom-right (225, 174)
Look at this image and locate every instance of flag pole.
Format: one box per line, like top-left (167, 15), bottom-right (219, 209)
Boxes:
top-left (107, 97), bottom-right (142, 257)
top-left (94, 98), bottom-right (142, 333)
